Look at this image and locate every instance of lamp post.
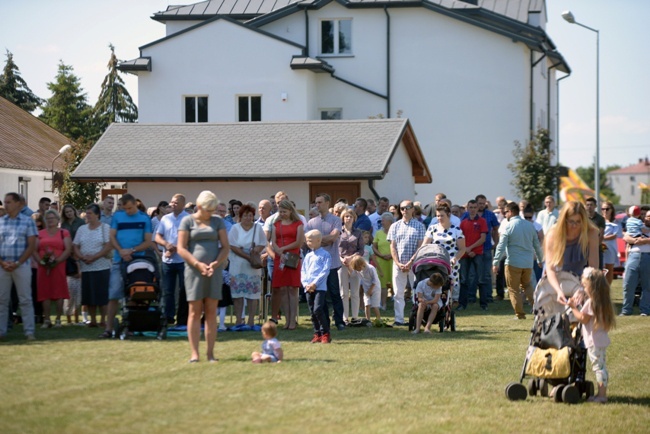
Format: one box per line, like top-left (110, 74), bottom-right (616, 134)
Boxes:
top-left (562, 10), bottom-right (600, 204)
top-left (46, 144), bottom-right (72, 193)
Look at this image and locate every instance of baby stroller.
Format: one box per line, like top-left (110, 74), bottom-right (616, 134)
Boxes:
top-left (114, 252), bottom-right (167, 340)
top-left (408, 244), bottom-right (455, 333)
top-left (505, 271), bottom-right (593, 404)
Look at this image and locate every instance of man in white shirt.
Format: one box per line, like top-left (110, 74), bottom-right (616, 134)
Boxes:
top-left (535, 195), bottom-right (558, 235)
top-left (155, 194), bottom-right (190, 325)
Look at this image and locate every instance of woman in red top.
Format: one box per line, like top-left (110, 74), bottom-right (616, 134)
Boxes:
top-left (35, 209), bottom-right (72, 328)
top-left (271, 200), bottom-right (305, 330)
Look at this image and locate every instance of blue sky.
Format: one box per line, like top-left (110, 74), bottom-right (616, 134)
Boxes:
top-left (1, 0), bottom-right (648, 171)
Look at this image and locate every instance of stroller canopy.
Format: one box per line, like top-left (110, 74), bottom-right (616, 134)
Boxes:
top-left (412, 243), bottom-right (451, 284)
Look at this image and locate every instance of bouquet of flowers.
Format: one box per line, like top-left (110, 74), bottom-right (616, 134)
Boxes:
top-left (40, 248), bottom-right (57, 276)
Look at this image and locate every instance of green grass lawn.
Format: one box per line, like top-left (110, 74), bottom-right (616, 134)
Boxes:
top-left (1, 279), bottom-right (649, 433)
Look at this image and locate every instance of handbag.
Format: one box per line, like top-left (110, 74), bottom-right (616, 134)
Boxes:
top-left (525, 346), bottom-right (572, 379)
top-left (278, 222), bottom-right (300, 269)
top-left (534, 312), bottom-right (573, 350)
top-left (60, 230), bottom-right (79, 276)
top-left (248, 224), bottom-right (264, 269)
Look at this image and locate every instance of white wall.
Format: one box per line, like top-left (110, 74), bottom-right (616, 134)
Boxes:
top-left (138, 19), bottom-right (312, 123)
top-left (609, 172), bottom-right (650, 205)
top-left (374, 142), bottom-right (417, 204)
top-left (0, 168), bottom-right (58, 211)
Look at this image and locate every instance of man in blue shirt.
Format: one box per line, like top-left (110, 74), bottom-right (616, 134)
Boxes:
top-left (101, 194), bottom-right (153, 338)
top-left (353, 198), bottom-right (372, 232)
top-left (492, 202), bottom-right (543, 320)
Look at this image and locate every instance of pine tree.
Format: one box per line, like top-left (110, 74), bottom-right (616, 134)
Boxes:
top-left (93, 44), bottom-right (138, 136)
top-left (39, 61), bottom-right (92, 141)
top-left (508, 128), bottom-right (559, 209)
top-left (0, 50), bottom-right (43, 112)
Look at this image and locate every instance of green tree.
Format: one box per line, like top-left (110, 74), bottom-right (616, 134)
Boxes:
top-left (57, 139), bottom-right (100, 210)
top-left (40, 61), bottom-right (92, 141)
top-left (508, 128), bottom-right (558, 209)
top-left (92, 44), bottom-right (138, 137)
top-left (575, 164), bottom-right (621, 204)
top-left (0, 50), bottom-right (43, 112)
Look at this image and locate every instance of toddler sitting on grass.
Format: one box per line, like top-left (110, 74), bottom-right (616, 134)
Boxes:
top-left (252, 321), bottom-right (283, 363)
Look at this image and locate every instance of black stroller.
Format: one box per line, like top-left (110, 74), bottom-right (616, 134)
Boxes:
top-left (408, 244), bottom-right (456, 333)
top-left (505, 271), bottom-right (593, 403)
top-left (114, 252), bottom-right (167, 340)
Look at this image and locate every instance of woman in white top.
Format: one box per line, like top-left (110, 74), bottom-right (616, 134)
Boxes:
top-left (73, 204), bottom-right (113, 328)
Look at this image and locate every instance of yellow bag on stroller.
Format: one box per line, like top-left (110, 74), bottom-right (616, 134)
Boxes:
top-left (525, 346), bottom-right (571, 379)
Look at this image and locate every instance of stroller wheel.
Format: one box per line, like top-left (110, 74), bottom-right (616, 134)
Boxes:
top-left (552, 384), bottom-right (565, 403)
top-left (539, 379), bottom-right (549, 397)
top-left (112, 318), bottom-right (121, 339)
top-left (157, 326), bottom-right (168, 341)
top-left (439, 317), bottom-right (444, 333)
top-left (450, 310), bottom-right (456, 332)
top-left (119, 326), bottom-right (130, 340)
top-left (505, 382), bottom-right (527, 401)
top-left (584, 381), bottom-right (595, 399)
top-left (562, 384), bottom-right (580, 404)
top-left (527, 379), bottom-right (538, 397)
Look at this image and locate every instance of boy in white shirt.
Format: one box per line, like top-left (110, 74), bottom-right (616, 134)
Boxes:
top-left (350, 256), bottom-right (381, 322)
top-left (412, 272), bottom-right (445, 334)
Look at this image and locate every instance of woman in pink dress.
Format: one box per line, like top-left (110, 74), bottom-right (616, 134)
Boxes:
top-left (35, 209), bottom-right (72, 328)
top-left (270, 200), bottom-right (304, 330)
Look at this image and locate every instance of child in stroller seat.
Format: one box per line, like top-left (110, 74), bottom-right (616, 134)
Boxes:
top-left (412, 272), bottom-right (445, 334)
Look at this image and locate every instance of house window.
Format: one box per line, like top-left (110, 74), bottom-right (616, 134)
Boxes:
top-left (320, 109), bottom-right (342, 120)
top-left (238, 96), bottom-right (261, 122)
top-left (184, 96), bottom-right (208, 123)
top-left (321, 19), bottom-right (352, 55)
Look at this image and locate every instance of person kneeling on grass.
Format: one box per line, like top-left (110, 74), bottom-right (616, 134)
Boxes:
top-left (350, 256), bottom-right (381, 323)
top-left (252, 321), bottom-right (283, 363)
top-left (301, 230), bottom-right (332, 344)
top-left (412, 272), bottom-right (445, 334)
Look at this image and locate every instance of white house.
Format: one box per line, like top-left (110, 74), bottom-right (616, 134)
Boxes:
top-left (115, 0), bottom-right (569, 205)
top-left (0, 97), bottom-right (71, 210)
top-left (72, 119), bottom-right (431, 212)
top-left (607, 158), bottom-right (650, 206)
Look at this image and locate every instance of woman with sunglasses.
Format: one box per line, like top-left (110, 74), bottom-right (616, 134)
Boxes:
top-left (544, 201), bottom-right (600, 305)
top-left (601, 201), bottom-right (623, 285)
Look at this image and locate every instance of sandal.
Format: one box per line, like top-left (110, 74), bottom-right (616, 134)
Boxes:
top-left (98, 330), bottom-right (113, 339)
top-left (189, 359), bottom-right (199, 363)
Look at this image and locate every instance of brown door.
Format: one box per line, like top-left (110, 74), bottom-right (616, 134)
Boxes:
top-left (101, 188), bottom-right (127, 201)
top-left (309, 182), bottom-right (360, 205)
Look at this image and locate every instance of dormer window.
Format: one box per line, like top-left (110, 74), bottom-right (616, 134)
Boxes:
top-left (320, 19), bottom-right (352, 55)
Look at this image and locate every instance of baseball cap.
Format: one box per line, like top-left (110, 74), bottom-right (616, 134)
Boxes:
top-left (628, 205), bottom-right (641, 217)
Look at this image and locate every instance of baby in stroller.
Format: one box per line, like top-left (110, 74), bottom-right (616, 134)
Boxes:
top-left (408, 244), bottom-right (455, 333)
top-left (411, 272), bottom-right (445, 334)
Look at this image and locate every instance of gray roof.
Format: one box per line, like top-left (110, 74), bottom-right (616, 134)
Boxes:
top-left (72, 119), bottom-right (431, 183)
top-left (152, 0), bottom-right (544, 24)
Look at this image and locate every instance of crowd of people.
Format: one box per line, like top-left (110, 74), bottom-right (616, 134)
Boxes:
top-left (0, 190), bottom-right (648, 359)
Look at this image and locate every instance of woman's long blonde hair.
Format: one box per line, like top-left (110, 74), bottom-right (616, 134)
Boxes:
top-left (278, 200), bottom-right (301, 223)
top-left (546, 201), bottom-right (590, 268)
top-left (582, 267), bottom-right (616, 332)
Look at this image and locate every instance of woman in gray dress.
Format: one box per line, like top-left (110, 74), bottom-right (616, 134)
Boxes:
top-left (177, 191), bottom-right (230, 363)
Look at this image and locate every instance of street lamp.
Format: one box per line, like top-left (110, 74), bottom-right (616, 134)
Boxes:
top-left (562, 10), bottom-right (600, 204)
top-left (45, 144), bottom-right (72, 192)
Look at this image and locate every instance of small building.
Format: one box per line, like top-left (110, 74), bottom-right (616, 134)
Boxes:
top-left (0, 96), bottom-right (71, 210)
top-left (72, 118), bottom-right (431, 211)
top-left (608, 158), bottom-right (650, 205)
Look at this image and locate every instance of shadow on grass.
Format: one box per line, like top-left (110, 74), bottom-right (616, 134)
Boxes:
top-left (608, 395), bottom-right (650, 407)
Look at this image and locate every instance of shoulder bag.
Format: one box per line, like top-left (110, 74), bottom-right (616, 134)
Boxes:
top-left (60, 230), bottom-right (79, 276)
top-left (279, 222), bottom-right (300, 269)
top-left (248, 224), bottom-right (264, 269)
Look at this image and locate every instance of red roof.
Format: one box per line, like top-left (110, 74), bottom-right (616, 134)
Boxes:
top-left (0, 97), bottom-right (73, 172)
top-left (609, 159), bottom-right (650, 175)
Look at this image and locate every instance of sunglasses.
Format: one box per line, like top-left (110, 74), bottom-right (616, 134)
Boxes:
top-left (400, 205), bottom-right (413, 211)
top-left (601, 207), bottom-right (611, 211)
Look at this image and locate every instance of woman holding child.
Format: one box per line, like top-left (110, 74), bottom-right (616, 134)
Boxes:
top-left (270, 200), bottom-right (304, 330)
top-left (338, 208), bottom-right (364, 322)
top-left (177, 191), bottom-right (230, 363)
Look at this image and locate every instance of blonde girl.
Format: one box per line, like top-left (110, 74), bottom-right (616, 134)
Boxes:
top-left (567, 267), bottom-right (616, 403)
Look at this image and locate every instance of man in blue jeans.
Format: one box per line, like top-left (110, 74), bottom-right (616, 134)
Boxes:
top-left (305, 193), bottom-right (345, 330)
top-left (620, 209), bottom-right (650, 316)
top-left (155, 194), bottom-right (190, 325)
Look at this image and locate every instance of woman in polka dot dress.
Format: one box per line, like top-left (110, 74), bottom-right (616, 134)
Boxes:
top-left (423, 203), bottom-right (466, 304)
